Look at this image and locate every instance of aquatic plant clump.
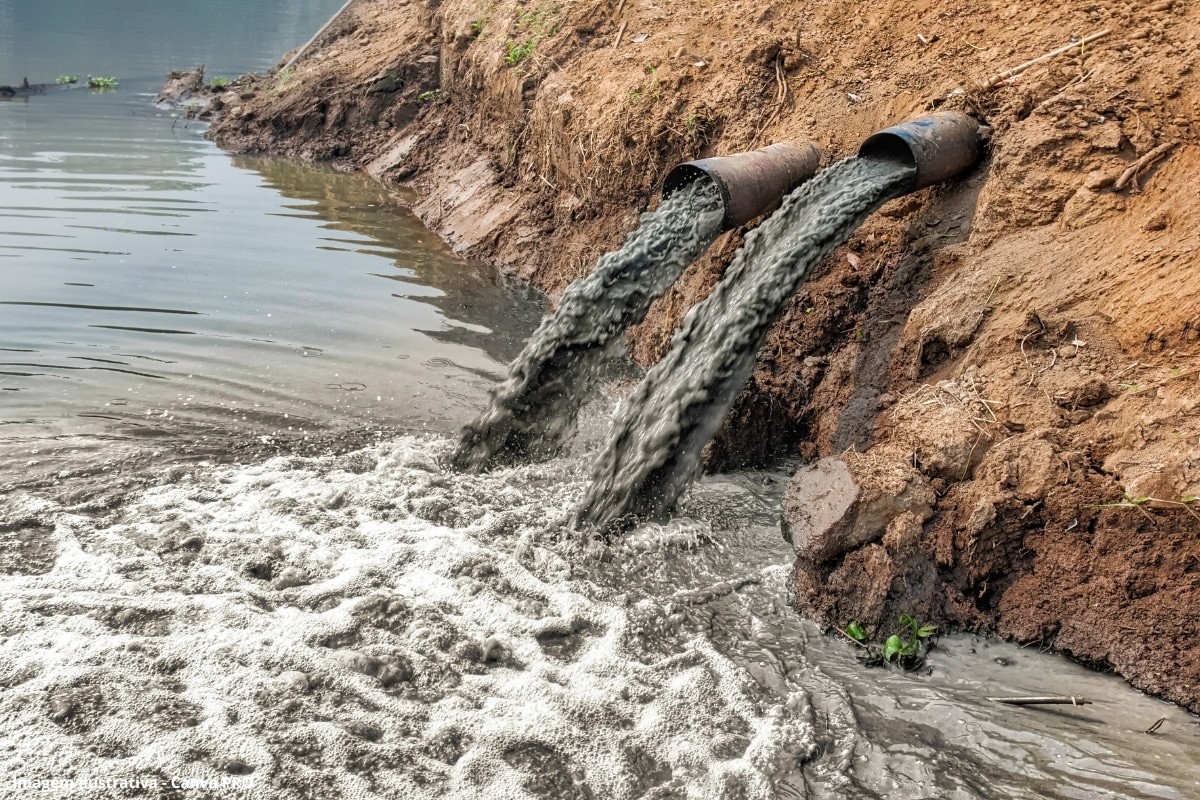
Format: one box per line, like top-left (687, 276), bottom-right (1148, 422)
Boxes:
top-left (86, 75), bottom-right (119, 90)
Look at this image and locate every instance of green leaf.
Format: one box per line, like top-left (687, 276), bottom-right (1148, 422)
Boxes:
top-left (845, 621), bottom-right (867, 641)
top-left (883, 635), bottom-right (905, 662)
top-left (917, 624), bottom-right (938, 638)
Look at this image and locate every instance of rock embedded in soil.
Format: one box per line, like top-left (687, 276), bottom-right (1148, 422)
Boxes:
top-left (782, 454), bottom-right (935, 564)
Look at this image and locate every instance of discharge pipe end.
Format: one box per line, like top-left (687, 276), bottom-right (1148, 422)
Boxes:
top-left (858, 111), bottom-right (983, 191)
top-left (662, 142), bottom-right (821, 230)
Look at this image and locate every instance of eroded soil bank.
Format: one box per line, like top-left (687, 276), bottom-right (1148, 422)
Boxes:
top-left (190, 0), bottom-right (1200, 711)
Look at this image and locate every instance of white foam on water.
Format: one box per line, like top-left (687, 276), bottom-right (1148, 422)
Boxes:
top-left (0, 435), bottom-right (815, 799)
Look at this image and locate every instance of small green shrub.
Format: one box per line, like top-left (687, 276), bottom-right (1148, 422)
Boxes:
top-left (416, 89), bottom-right (443, 103)
top-left (502, 1), bottom-right (561, 68)
top-left (505, 38), bottom-right (535, 66)
top-left (56, 75), bottom-right (79, 85)
top-left (86, 75), bottom-right (119, 90)
top-left (845, 614), bottom-right (938, 669)
top-left (209, 77), bottom-right (230, 88)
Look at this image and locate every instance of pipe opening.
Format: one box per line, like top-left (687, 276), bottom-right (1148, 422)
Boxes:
top-left (662, 164), bottom-right (710, 198)
top-left (662, 167), bottom-right (730, 228)
top-left (858, 132), bottom-right (917, 168)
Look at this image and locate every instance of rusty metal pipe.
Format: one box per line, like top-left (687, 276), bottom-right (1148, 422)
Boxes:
top-left (858, 111), bottom-right (984, 191)
top-left (662, 142), bottom-right (821, 230)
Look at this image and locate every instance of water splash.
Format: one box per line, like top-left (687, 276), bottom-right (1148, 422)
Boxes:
top-left (576, 158), bottom-right (916, 531)
top-left (452, 178), bottom-right (724, 472)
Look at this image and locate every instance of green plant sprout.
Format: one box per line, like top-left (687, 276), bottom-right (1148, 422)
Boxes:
top-left (505, 38), bottom-right (535, 65)
top-left (56, 75), bottom-right (79, 85)
top-left (86, 76), bottom-right (119, 90)
top-left (645, 65), bottom-right (662, 100)
top-left (503, 1), bottom-right (562, 68)
top-left (209, 77), bottom-right (230, 88)
top-left (416, 89), bottom-right (443, 102)
top-left (844, 614), bottom-right (938, 669)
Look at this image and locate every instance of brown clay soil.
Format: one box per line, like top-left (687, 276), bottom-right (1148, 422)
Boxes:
top-left (180, 0), bottom-right (1200, 711)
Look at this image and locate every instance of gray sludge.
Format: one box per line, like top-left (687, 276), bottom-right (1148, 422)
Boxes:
top-left (576, 158), bottom-right (916, 532)
top-left (451, 178), bottom-right (724, 472)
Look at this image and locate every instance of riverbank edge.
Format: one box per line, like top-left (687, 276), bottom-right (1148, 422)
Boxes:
top-left (185, 0), bottom-right (1200, 712)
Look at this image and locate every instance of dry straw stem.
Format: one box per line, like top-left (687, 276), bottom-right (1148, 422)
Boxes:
top-left (988, 696), bottom-right (1093, 706)
top-left (1114, 141), bottom-right (1177, 191)
top-left (980, 29), bottom-right (1111, 91)
top-left (613, 20), bottom-right (628, 48)
top-left (284, 0), bottom-right (357, 71)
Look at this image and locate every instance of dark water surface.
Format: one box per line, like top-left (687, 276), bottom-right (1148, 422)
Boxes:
top-left (0, 0), bottom-right (545, 484)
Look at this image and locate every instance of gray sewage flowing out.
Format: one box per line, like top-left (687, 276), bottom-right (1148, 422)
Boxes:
top-left (576, 157), bottom-right (915, 531)
top-left (452, 141), bottom-right (822, 473)
top-left (451, 178), bottom-right (725, 471)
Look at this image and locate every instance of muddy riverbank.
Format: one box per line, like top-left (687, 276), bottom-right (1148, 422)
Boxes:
top-left (192, 0), bottom-right (1200, 711)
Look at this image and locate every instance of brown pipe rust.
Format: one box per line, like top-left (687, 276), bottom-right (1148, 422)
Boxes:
top-left (858, 111), bottom-right (984, 191)
top-left (662, 142), bottom-right (822, 230)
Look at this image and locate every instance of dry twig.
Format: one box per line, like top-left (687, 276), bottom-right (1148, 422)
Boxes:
top-left (613, 20), bottom-right (628, 49)
top-left (980, 30), bottom-right (1111, 91)
top-left (989, 696), bottom-right (1093, 706)
top-left (1114, 142), bottom-right (1177, 191)
top-left (835, 627), bottom-right (867, 648)
top-left (284, 0), bottom-right (356, 71)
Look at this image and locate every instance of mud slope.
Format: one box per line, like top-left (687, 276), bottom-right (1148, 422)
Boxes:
top-left (199, 0), bottom-right (1200, 709)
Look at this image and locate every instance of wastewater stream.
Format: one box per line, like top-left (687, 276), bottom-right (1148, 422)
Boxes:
top-left (577, 158), bottom-right (914, 531)
top-left (1, 2), bottom-right (1198, 798)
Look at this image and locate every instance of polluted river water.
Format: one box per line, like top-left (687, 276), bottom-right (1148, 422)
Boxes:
top-left (2, 2), bottom-right (1199, 798)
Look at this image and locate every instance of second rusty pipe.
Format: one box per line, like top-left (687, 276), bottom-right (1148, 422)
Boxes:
top-left (858, 111), bottom-right (984, 191)
top-left (662, 142), bottom-right (822, 230)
